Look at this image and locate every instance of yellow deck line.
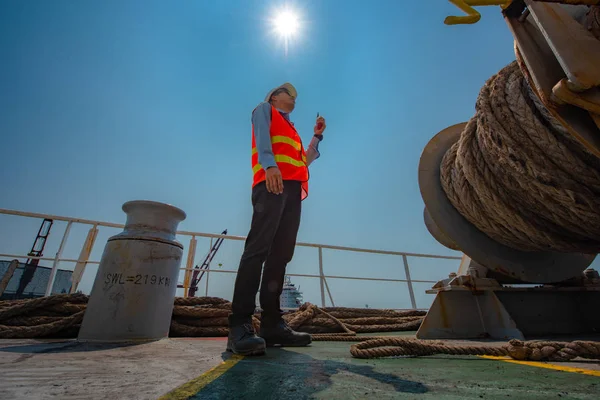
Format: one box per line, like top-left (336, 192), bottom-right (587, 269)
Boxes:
top-left (480, 356), bottom-right (600, 377)
top-left (158, 354), bottom-right (244, 400)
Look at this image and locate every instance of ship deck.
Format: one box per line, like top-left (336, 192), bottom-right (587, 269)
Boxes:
top-left (1, 332), bottom-right (598, 400)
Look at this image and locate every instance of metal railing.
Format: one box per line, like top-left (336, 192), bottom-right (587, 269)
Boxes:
top-left (0, 207), bottom-right (462, 308)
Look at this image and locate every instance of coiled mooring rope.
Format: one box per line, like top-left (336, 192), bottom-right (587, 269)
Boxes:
top-left (2, 294), bottom-right (599, 362)
top-left (0, 293), bottom-right (88, 338)
top-left (348, 337), bottom-right (600, 362)
top-left (0, 294), bottom-right (424, 339)
top-left (439, 60), bottom-right (600, 253)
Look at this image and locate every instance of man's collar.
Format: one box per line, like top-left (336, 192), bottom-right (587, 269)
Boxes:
top-left (275, 107), bottom-right (290, 121)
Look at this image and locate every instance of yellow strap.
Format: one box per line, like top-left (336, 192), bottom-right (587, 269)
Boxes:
top-left (253, 154), bottom-right (306, 174)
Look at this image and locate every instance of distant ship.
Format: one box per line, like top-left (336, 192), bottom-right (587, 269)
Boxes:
top-left (255, 275), bottom-right (303, 312)
top-left (279, 275), bottom-right (303, 309)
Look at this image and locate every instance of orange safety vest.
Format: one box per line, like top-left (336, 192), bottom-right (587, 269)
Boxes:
top-left (251, 105), bottom-right (309, 200)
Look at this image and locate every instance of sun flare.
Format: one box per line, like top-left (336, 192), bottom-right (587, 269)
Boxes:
top-left (267, 5), bottom-right (305, 57)
top-left (273, 10), bottom-right (299, 38)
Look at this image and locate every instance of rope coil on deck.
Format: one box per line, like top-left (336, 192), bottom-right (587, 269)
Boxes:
top-left (348, 337), bottom-right (600, 362)
top-left (0, 294), bottom-right (87, 338)
top-left (1, 294), bottom-right (600, 362)
top-left (0, 294), bottom-right (424, 339)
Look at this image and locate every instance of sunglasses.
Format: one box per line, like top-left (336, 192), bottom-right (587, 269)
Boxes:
top-left (271, 88), bottom-right (294, 99)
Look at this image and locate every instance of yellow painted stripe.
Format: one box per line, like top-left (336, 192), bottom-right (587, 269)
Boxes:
top-left (158, 354), bottom-right (244, 400)
top-left (480, 356), bottom-right (600, 377)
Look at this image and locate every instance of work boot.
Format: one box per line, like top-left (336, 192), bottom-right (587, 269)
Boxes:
top-left (259, 317), bottom-right (312, 347)
top-left (226, 316), bottom-right (266, 356)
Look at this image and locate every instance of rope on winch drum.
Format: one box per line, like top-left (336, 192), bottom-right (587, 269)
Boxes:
top-left (440, 59), bottom-right (600, 254)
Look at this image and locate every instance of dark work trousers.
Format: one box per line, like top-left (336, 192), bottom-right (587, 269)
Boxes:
top-left (230, 180), bottom-right (302, 325)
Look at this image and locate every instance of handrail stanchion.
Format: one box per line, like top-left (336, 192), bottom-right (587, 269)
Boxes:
top-left (70, 224), bottom-right (99, 293)
top-left (182, 235), bottom-right (197, 298)
top-left (44, 221), bottom-right (73, 296)
top-left (323, 276), bottom-right (335, 307)
top-left (318, 246), bottom-right (325, 307)
top-left (205, 238), bottom-right (213, 296)
top-left (403, 255), bottom-right (417, 309)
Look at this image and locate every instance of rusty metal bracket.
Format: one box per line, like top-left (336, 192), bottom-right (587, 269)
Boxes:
top-left (552, 80), bottom-right (600, 129)
top-left (505, 2), bottom-right (600, 156)
top-left (525, 0), bottom-right (600, 91)
top-left (553, 79), bottom-right (600, 113)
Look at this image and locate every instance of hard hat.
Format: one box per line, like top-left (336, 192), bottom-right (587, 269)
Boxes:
top-left (265, 82), bottom-right (297, 102)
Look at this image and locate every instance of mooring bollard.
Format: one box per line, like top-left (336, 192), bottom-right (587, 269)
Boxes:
top-left (78, 200), bottom-right (186, 342)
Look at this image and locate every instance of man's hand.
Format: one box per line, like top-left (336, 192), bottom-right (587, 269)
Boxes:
top-left (314, 115), bottom-right (326, 135)
top-left (265, 167), bottom-right (283, 194)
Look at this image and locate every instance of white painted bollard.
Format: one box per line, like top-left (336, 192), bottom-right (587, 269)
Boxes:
top-left (78, 200), bottom-right (186, 342)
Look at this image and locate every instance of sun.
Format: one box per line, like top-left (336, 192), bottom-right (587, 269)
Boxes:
top-left (273, 10), bottom-right (299, 38)
top-left (268, 5), bottom-right (304, 56)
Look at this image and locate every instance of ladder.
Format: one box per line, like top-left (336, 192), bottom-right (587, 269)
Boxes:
top-left (188, 229), bottom-right (227, 297)
top-left (16, 218), bottom-right (53, 296)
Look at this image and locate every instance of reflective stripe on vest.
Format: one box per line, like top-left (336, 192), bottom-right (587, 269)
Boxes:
top-left (252, 154), bottom-right (306, 174)
top-left (251, 105), bottom-right (309, 199)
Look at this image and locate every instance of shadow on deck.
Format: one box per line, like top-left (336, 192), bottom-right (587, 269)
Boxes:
top-left (0, 333), bottom-right (599, 399)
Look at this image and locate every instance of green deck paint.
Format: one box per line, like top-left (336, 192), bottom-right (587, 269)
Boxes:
top-left (192, 341), bottom-right (599, 399)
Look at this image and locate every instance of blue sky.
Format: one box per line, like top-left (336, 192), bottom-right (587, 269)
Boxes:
top-left (2, 1), bottom-right (589, 308)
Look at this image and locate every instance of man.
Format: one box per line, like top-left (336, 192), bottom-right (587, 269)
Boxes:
top-left (227, 82), bottom-right (326, 356)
